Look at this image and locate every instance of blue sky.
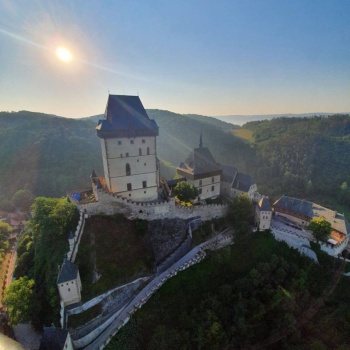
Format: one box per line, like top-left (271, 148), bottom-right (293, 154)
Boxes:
top-left (0, 0), bottom-right (349, 118)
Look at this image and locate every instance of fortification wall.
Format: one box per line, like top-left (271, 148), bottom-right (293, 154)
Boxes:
top-left (74, 188), bottom-right (227, 221)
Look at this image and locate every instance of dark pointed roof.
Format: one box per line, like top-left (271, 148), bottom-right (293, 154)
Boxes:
top-left (39, 327), bottom-right (68, 350)
top-left (96, 95), bottom-right (158, 138)
top-left (57, 258), bottom-right (78, 284)
top-left (258, 197), bottom-right (271, 211)
top-left (221, 165), bottom-right (238, 183)
top-left (232, 172), bottom-right (254, 192)
top-left (178, 147), bottom-right (222, 176)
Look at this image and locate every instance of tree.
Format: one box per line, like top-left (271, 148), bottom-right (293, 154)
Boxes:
top-left (3, 277), bottom-right (35, 325)
top-left (12, 189), bottom-right (34, 212)
top-left (0, 222), bottom-right (11, 259)
top-left (308, 217), bottom-right (331, 243)
top-left (227, 194), bottom-right (252, 234)
top-left (173, 181), bottom-right (198, 202)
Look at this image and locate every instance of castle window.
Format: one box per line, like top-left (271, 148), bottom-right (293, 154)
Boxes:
top-left (211, 185), bottom-right (214, 191)
top-left (198, 188), bottom-right (202, 194)
top-left (147, 147), bottom-right (150, 155)
top-left (199, 180), bottom-right (202, 186)
top-left (130, 140), bottom-right (134, 144)
top-left (126, 163), bottom-right (131, 176)
top-left (143, 181), bottom-right (147, 188)
top-left (68, 288), bottom-right (70, 292)
top-left (212, 177), bottom-right (214, 183)
top-left (142, 139), bottom-right (145, 144)
top-left (144, 163), bottom-right (146, 166)
top-left (127, 183), bottom-right (132, 191)
top-left (118, 141), bottom-right (122, 145)
top-left (139, 148), bottom-right (142, 156)
top-left (126, 152), bottom-right (129, 157)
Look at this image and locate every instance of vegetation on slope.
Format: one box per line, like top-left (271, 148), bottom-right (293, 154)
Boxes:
top-left (0, 111), bottom-right (102, 201)
top-left (75, 214), bottom-right (154, 300)
top-left (106, 232), bottom-right (350, 350)
top-left (13, 197), bottom-right (79, 328)
top-left (243, 115), bottom-right (350, 215)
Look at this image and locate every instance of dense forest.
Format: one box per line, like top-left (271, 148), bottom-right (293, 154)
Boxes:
top-left (106, 232), bottom-right (350, 350)
top-left (243, 115), bottom-right (350, 212)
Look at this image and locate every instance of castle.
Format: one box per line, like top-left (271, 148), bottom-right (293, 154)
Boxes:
top-left (52, 95), bottom-right (349, 348)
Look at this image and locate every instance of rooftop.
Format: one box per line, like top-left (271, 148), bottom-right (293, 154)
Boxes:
top-left (273, 195), bottom-right (350, 235)
top-left (57, 258), bottom-right (78, 284)
top-left (96, 95), bottom-right (158, 138)
top-left (39, 327), bottom-right (68, 350)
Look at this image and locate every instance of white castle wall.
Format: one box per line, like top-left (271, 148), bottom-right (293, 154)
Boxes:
top-left (74, 186), bottom-right (227, 221)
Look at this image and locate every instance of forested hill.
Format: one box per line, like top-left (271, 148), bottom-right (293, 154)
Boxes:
top-left (0, 111), bottom-right (102, 199)
top-left (0, 110), bottom-right (349, 216)
top-left (0, 110), bottom-right (249, 203)
top-left (242, 115), bottom-right (350, 211)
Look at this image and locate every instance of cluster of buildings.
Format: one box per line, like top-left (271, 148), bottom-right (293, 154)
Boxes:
top-left (43, 94), bottom-right (349, 349)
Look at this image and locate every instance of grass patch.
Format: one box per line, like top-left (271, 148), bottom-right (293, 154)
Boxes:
top-left (232, 128), bottom-right (254, 142)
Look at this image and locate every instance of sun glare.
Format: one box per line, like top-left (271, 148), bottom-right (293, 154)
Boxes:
top-left (56, 47), bottom-right (73, 63)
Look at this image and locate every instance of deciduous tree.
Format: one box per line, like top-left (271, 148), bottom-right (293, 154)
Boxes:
top-left (308, 217), bottom-right (331, 243)
top-left (174, 181), bottom-right (198, 202)
top-left (3, 277), bottom-right (35, 325)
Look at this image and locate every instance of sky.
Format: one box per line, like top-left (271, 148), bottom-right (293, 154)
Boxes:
top-left (0, 0), bottom-right (349, 118)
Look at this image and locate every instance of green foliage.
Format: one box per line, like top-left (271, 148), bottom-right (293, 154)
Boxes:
top-left (0, 111), bottom-right (103, 199)
top-left (174, 181), bottom-right (198, 202)
top-left (244, 115), bottom-right (350, 209)
top-left (0, 221), bottom-right (11, 261)
top-left (308, 217), bottom-right (332, 243)
top-left (3, 277), bottom-right (35, 325)
top-left (75, 215), bottom-right (154, 300)
top-left (14, 197), bottom-right (79, 327)
top-left (12, 189), bottom-right (34, 212)
top-left (107, 232), bottom-right (350, 350)
top-left (227, 194), bottom-right (252, 234)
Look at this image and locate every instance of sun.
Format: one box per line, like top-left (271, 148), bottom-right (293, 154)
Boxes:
top-left (56, 47), bottom-right (73, 63)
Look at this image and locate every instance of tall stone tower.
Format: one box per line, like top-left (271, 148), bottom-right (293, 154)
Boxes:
top-left (96, 95), bottom-right (159, 201)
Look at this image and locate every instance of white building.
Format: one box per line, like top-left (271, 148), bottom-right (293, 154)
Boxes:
top-left (96, 95), bottom-right (159, 202)
top-left (255, 197), bottom-right (272, 231)
top-left (221, 165), bottom-right (257, 200)
top-left (57, 259), bottom-right (82, 307)
top-left (273, 195), bottom-right (350, 256)
top-left (177, 135), bottom-right (222, 200)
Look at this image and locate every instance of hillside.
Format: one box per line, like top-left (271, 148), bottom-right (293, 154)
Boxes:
top-left (0, 110), bottom-right (349, 217)
top-left (0, 111), bottom-right (103, 199)
top-left (243, 115), bottom-right (350, 213)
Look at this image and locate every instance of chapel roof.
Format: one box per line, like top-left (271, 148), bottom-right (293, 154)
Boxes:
top-left (57, 258), bottom-right (78, 284)
top-left (178, 146), bottom-right (222, 176)
top-left (96, 95), bottom-right (158, 138)
top-left (232, 172), bottom-right (255, 192)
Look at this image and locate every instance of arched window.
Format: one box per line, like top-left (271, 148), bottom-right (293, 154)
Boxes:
top-left (139, 148), bottom-right (142, 156)
top-left (147, 147), bottom-right (150, 155)
top-left (126, 163), bottom-right (131, 176)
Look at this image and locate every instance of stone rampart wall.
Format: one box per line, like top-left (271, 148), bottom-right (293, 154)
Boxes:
top-left (74, 188), bottom-right (227, 221)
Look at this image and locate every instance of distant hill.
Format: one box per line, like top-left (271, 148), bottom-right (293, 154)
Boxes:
top-left (214, 113), bottom-right (341, 126)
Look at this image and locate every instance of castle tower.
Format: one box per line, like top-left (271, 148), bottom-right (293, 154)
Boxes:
top-left (96, 95), bottom-right (159, 201)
